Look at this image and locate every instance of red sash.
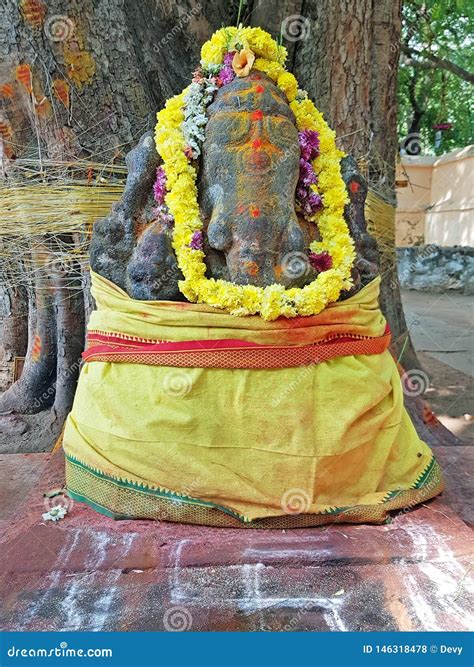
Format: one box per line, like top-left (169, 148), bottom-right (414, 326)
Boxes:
top-left (83, 325), bottom-right (391, 369)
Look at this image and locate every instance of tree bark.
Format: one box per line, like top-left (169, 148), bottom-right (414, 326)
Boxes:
top-left (1, 0), bottom-right (423, 424)
top-left (291, 0), bottom-right (418, 369)
top-left (292, 0), bottom-right (372, 158)
top-left (0, 284), bottom-right (28, 391)
top-left (50, 249), bottom-right (85, 423)
top-left (0, 0), bottom-right (240, 418)
top-left (0, 243), bottom-right (57, 414)
top-left (404, 70), bottom-right (424, 153)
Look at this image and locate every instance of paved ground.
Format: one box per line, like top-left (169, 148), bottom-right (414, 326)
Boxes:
top-left (402, 290), bottom-right (473, 442)
top-left (0, 448), bottom-right (472, 632)
top-left (401, 290), bottom-right (473, 377)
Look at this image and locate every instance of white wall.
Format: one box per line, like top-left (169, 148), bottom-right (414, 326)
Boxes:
top-left (396, 146), bottom-right (474, 247)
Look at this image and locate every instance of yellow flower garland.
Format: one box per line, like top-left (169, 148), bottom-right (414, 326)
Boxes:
top-left (155, 27), bottom-right (355, 321)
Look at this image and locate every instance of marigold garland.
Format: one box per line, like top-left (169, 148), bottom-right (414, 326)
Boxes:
top-left (155, 27), bottom-right (355, 321)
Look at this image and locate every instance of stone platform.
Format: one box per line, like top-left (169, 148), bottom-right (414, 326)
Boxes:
top-left (0, 446), bottom-right (472, 632)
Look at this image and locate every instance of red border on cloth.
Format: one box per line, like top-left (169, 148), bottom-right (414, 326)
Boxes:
top-left (82, 325), bottom-right (391, 369)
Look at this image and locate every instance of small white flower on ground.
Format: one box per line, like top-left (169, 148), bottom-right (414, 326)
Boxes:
top-left (42, 505), bottom-right (68, 522)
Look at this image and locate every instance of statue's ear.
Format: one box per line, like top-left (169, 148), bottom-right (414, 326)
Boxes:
top-left (338, 155), bottom-right (380, 295)
top-left (340, 156), bottom-right (368, 198)
top-left (90, 131), bottom-right (160, 291)
top-left (340, 155), bottom-right (368, 240)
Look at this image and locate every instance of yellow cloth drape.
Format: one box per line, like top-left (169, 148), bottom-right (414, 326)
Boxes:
top-left (63, 271), bottom-right (442, 523)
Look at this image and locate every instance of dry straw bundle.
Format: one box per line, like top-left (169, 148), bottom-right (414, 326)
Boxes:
top-left (0, 157), bottom-right (396, 292)
top-left (0, 159), bottom-right (126, 290)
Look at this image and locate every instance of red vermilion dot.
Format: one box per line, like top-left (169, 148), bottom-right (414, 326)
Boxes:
top-left (249, 205), bottom-right (260, 218)
top-left (252, 109), bottom-right (263, 121)
top-left (252, 138), bottom-right (262, 149)
top-left (350, 181), bottom-right (360, 193)
top-left (255, 84), bottom-right (264, 93)
top-left (245, 261), bottom-right (259, 276)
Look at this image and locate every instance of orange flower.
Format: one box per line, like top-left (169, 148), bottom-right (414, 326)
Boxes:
top-left (232, 49), bottom-right (255, 78)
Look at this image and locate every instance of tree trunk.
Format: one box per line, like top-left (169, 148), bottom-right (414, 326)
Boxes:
top-left (291, 0), bottom-right (419, 369)
top-left (1, 0), bottom-right (242, 160)
top-left (0, 0), bottom-right (240, 421)
top-left (1, 0), bottom-right (422, 426)
top-left (0, 283), bottom-right (28, 391)
top-left (292, 0), bottom-right (373, 157)
top-left (51, 250), bottom-right (85, 423)
top-left (402, 71), bottom-right (424, 155)
top-left (0, 243), bottom-right (57, 413)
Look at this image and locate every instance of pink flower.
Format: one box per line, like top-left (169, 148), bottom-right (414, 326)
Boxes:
top-left (224, 51), bottom-right (235, 67)
top-left (296, 148), bottom-right (323, 216)
top-left (189, 231), bottom-right (203, 250)
top-left (308, 251), bottom-right (332, 272)
top-left (218, 65), bottom-right (235, 86)
top-left (153, 166), bottom-right (166, 204)
top-left (298, 190), bottom-right (323, 216)
top-left (153, 204), bottom-right (174, 227)
top-left (306, 192), bottom-right (323, 213)
top-left (298, 130), bottom-right (320, 161)
top-left (299, 158), bottom-right (317, 186)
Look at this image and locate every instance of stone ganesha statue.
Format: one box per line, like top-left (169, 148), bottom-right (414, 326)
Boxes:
top-left (64, 27), bottom-right (444, 532)
top-left (90, 71), bottom-right (378, 301)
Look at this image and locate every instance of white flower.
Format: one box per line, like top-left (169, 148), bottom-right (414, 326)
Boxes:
top-left (201, 62), bottom-right (220, 76)
top-left (182, 78), bottom-right (218, 158)
top-left (42, 505), bottom-right (68, 522)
